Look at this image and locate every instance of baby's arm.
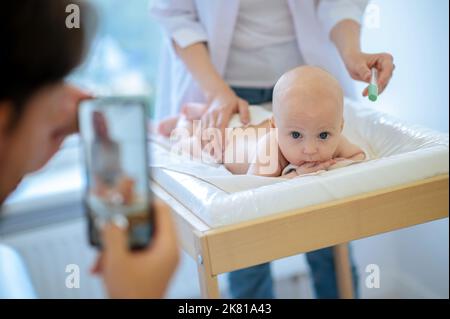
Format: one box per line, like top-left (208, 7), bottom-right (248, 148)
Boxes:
top-left (247, 131), bottom-right (283, 177)
top-left (335, 136), bottom-right (366, 161)
top-left (294, 159), bottom-right (337, 176)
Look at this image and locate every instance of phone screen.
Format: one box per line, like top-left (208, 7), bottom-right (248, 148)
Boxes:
top-left (78, 97), bottom-right (153, 250)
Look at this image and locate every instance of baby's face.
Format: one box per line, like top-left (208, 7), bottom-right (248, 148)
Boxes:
top-left (274, 91), bottom-right (343, 165)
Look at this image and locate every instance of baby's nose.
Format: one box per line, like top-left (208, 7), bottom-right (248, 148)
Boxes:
top-left (303, 144), bottom-right (318, 155)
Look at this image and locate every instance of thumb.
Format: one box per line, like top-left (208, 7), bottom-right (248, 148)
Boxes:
top-left (238, 99), bottom-right (250, 125)
top-left (101, 221), bottom-right (128, 258)
top-left (356, 63), bottom-right (371, 82)
top-left (182, 103), bottom-right (207, 120)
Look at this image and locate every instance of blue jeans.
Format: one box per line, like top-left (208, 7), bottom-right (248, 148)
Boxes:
top-left (228, 87), bottom-right (359, 299)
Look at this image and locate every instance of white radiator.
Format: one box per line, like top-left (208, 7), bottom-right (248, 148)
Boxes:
top-left (1, 218), bottom-right (106, 299)
top-left (0, 215), bottom-right (313, 299)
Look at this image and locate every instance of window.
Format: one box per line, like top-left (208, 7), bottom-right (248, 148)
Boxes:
top-left (69, 0), bottom-right (163, 118)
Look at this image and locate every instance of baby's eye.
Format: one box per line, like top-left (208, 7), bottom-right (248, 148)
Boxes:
top-left (291, 131), bottom-right (302, 139)
top-left (319, 132), bottom-right (330, 140)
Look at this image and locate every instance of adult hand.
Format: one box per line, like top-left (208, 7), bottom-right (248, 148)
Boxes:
top-left (342, 51), bottom-right (395, 97)
top-left (25, 83), bottom-right (92, 173)
top-left (91, 199), bottom-right (179, 298)
top-left (201, 85), bottom-right (250, 148)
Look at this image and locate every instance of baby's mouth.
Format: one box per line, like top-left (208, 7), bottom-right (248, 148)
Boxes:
top-left (302, 157), bottom-right (327, 164)
top-left (302, 158), bottom-right (319, 163)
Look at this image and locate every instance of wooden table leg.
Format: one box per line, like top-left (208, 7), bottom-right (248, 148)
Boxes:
top-left (333, 243), bottom-right (354, 299)
top-left (197, 259), bottom-right (220, 298)
top-left (195, 233), bottom-right (220, 298)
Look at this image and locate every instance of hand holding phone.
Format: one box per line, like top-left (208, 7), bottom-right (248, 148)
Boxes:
top-left (91, 199), bottom-right (179, 298)
top-left (78, 97), bottom-right (153, 250)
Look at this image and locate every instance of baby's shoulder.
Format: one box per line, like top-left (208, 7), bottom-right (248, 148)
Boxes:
top-left (335, 134), bottom-right (365, 158)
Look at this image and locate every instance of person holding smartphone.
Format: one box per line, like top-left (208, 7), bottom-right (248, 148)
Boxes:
top-left (0, 0), bottom-right (179, 298)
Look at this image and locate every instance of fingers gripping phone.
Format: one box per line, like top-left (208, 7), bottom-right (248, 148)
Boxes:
top-left (78, 97), bottom-right (153, 250)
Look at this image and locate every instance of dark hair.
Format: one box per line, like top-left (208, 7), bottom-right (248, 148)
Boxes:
top-left (0, 0), bottom-right (92, 126)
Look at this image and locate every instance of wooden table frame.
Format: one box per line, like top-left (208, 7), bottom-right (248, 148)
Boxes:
top-left (152, 174), bottom-right (449, 298)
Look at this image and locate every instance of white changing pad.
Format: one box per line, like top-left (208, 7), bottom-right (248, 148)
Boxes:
top-left (149, 99), bottom-right (449, 227)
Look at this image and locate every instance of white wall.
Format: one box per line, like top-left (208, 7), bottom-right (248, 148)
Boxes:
top-left (353, 0), bottom-right (449, 298)
top-left (356, 0), bottom-right (449, 133)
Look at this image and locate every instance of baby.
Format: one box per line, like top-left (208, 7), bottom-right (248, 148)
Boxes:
top-left (158, 66), bottom-right (366, 178)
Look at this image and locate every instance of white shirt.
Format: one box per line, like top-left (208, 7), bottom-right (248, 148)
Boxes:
top-left (150, 0), bottom-right (367, 119)
top-left (224, 0), bottom-right (305, 88)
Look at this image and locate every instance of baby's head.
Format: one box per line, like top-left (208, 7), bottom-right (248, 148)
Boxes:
top-left (272, 66), bottom-right (344, 165)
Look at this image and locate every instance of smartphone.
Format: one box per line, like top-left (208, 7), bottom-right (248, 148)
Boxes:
top-left (78, 96), bottom-right (153, 250)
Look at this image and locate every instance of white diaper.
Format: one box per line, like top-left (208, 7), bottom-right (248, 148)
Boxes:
top-left (228, 105), bottom-right (273, 129)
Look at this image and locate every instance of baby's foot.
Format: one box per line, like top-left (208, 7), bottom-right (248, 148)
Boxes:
top-left (157, 115), bottom-right (180, 137)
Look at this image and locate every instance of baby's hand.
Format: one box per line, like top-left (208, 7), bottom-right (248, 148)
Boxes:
top-left (330, 155), bottom-right (364, 169)
top-left (295, 159), bottom-right (336, 175)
